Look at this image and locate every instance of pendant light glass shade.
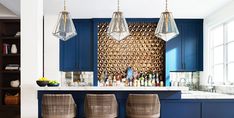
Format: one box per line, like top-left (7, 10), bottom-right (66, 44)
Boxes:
top-left (107, 12), bottom-right (130, 41)
top-left (107, 0), bottom-right (130, 41)
top-left (155, 0), bottom-right (179, 41)
top-left (53, 0), bottom-right (77, 41)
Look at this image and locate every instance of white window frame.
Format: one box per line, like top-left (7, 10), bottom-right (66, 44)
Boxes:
top-left (209, 19), bottom-right (234, 85)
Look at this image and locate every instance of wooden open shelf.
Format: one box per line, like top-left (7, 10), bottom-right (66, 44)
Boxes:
top-left (2, 54), bottom-right (20, 57)
top-left (0, 19), bottom-right (20, 117)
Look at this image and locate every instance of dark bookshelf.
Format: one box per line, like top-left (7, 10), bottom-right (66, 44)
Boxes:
top-left (0, 19), bottom-right (20, 118)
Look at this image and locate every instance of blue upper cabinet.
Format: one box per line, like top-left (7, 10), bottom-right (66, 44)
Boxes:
top-left (166, 19), bottom-right (203, 71)
top-left (182, 20), bottom-right (203, 71)
top-left (60, 30), bottom-right (78, 71)
top-left (60, 19), bottom-right (203, 85)
top-left (166, 19), bottom-right (203, 85)
top-left (60, 19), bottom-right (93, 71)
top-left (166, 23), bottom-right (183, 71)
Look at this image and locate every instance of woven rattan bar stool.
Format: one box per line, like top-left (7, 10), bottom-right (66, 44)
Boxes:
top-left (84, 94), bottom-right (118, 118)
top-left (126, 94), bottom-right (160, 118)
top-left (42, 94), bottom-right (77, 118)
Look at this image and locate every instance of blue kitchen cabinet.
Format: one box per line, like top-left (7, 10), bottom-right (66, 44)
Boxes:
top-left (166, 19), bottom-right (203, 85)
top-left (60, 19), bottom-right (93, 71)
top-left (166, 19), bottom-right (203, 71)
top-left (161, 100), bottom-right (201, 118)
top-left (182, 20), bottom-right (203, 71)
top-left (60, 31), bottom-right (77, 71)
top-left (202, 101), bottom-right (234, 118)
top-left (60, 19), bottom-right (203, 86)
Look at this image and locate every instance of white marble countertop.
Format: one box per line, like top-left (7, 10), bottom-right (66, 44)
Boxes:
top-left (37, 86), bottom-right (189, 91)
top-left (37, 86), bottom-right (234, 99)
top-left (182, 91), bottom-right (234, 99)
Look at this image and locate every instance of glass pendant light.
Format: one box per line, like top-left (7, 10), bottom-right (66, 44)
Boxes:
top-left (53, 0), bottom-right (77, 41)
top-left (155, 0), bottom-right (179, 41)
top-left (107, 0), bottom-right (130, 41)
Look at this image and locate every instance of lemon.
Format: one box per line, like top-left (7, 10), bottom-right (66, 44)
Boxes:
top-left (38, 77), bottom-right (48, 81)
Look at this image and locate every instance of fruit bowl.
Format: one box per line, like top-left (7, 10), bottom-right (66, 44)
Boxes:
top-left (36, 80), bottom-right (49, 87)
top-left (47, 83), bottom-right (59, 87)
top-left (47, 80), bottom-right (59, 87)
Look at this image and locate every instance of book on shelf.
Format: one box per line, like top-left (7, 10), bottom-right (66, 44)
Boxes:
top-left (5, 64), bottom-right (20, 70)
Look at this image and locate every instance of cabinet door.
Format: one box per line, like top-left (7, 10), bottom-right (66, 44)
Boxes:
top-left (161, 101), bottom-right (201, 118)
top-left (182, 22), bottom-right (197, 70)
top-left (60, 29), bottom-right (78, 71)
top-left (60, 19), bottom-right (93, 71)
top-left (202, 102), bottom-right (234, 118)
top-left (77, 20), bottom-right (93, 71)
top-left (165, 23), bottom-right (182, 85)
top-left (182, 20), bottom-right (203, 71)
top-left (166, 23), bottom-right (183, 71)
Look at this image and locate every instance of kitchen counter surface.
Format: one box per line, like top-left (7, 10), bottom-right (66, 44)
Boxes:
top-left (182, 91), bottom-right (234, 99)
top-left (37, 86), bottom-right (189, 91)
top-left (37, 86), bottom-right (234, 99)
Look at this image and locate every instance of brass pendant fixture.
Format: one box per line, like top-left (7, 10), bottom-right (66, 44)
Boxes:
top-left (155, 0), bottom-right (179, 41)
top-left (53, 0), bottom-right (77, 41)
top-left (107, 0), bottom-right (130, 41)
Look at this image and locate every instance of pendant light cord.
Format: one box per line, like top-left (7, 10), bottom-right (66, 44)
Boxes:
top-left (117, 0), bottom-right (120, 12)
top-left (165, 0), bottom-right (168, 11)
top-left (64, 0), bottom-right (67, 11)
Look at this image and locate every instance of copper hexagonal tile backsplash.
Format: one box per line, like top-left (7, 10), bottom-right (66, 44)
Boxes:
top-left (98, 22), bottom-right (165, 79)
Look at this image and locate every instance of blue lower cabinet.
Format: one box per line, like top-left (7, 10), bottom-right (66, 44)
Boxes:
top-left (202, 101), bottom-right (234, 118)
top-left (161, 100), bottom-right (201, 118)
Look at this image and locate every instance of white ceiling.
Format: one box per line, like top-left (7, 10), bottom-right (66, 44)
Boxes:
top-left (0, 0), bottom-right (233, 18)
top-left (0, 0), bottom-right (20, 17)
top-left (44, 0), bottom-right (234, 18)
top-left (0, 3), bottom-right (18, 18)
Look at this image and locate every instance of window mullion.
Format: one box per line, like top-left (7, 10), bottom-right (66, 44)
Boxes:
top-left (224, 23), bottom-right (228, 83)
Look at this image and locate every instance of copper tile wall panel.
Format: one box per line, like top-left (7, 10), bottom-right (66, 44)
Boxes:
top-left (98, 23), bottom-right (165, 78)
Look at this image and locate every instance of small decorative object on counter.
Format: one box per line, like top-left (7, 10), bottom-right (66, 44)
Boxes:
top-left (47, 80), bottom-right (60, 87)
top-left (11, 44), bottom-right (17, 54)
top-left (10, 80), bottom-right (20, 87)
top-left (36, 77), bottom-right (49, 87)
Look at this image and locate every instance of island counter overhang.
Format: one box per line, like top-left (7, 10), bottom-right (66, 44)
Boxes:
top-left (37, 87), bottom-right (234, 118)
top-left (37, 86), bottom-right (187, 118)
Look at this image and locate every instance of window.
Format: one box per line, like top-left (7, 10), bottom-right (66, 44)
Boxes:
top-left (210, 20), bottom-right (234, 84)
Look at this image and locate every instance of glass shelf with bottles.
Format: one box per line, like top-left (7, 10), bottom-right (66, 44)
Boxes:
top-left (98, 67), bottom-right (164, 87)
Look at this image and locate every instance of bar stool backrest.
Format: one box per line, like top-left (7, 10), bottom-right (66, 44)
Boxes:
top-left (126, 94), bottom-right (160, 118)
top-left (84, 94), bottom-right (118, 118)
top-left (42, 94), bottom-right (76, 118)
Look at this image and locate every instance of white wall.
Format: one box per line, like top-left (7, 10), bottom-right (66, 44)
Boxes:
top-left (201, 0), bottom-right (234, 85)
top-left (44, 15), bottom-right (61, 82)
top-left (21, 0), bottom-right (43, 118)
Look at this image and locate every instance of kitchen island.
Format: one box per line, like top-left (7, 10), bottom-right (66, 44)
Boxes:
top-left (37, 87), bottom-right (234, 118)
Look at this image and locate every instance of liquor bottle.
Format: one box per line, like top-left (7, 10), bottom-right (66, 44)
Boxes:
top-left (140, 72), bottom-right (145, 86)
top-left (148, 73), bottom-right (152, 87)
top-left (116, 74), bottom-right (121, 86)
top-left (160, 75), bottom-right (164, 87)
top-left (109, 74), bottom-right (113, 86)
top-left (152, 73), bottom-right (156, 86)
top-left (133, 78), bottom-right (137, 87)
top-left (144, 72), bottom-right (148, 87)
top-left (156, 72), bottom-right (160, 86)
top-left (113, 75), bottom-right (117, 86)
